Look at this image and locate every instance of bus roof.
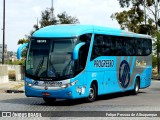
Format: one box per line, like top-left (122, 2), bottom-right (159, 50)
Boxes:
top-left (32, 24), bottom-right (151, 39)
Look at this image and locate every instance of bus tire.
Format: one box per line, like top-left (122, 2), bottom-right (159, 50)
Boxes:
top-left (43, 97), bottom-right (56, 105)
top-left (86, 83), bottom-right (97, 102)
top-left (132, 78), bottom-right (140, 95)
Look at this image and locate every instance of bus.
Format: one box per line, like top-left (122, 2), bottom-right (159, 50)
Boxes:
top-left (25, 24), bottom-right (152, 104)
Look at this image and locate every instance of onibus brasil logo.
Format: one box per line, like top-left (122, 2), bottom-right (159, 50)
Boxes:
top-left (119, 60), bottom-right (130, 88)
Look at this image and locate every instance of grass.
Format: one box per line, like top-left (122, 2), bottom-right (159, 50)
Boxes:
top-left (8, 70), bottom-right (16, 80)
top-left (11, 83), bottom-right (24, 90)
top-left (152, 68), bottom-right (160, 80)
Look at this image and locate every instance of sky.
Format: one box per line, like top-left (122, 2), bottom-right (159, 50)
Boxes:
top-left (0, 0), bottom-right (124, 52)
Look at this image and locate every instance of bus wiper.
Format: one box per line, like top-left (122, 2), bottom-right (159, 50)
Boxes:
top-left (35, 56), bottom-right (44, 76)
top-left (47, 53), bottom-right (56, 77)
top-left (62, 60), bottom-right (73, 75)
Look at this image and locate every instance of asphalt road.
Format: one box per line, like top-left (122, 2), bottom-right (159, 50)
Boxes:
top-left (0, 80), bottom-right (160, 119)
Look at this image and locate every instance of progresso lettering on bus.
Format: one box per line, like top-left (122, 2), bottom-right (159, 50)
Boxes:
top-left (94, 60), bottom-right (114, 68)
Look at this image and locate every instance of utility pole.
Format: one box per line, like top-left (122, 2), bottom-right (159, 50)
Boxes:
top-left (2, 0), bottom-right (5, 64)
top-left (144, 0), bottom-right (146, 25)
top-left (37, 17), bottom-right (39, 28)
top-left (51, 0), bottom-right (54, 19)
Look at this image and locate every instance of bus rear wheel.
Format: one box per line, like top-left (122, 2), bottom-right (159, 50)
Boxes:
top-left (86, 83), bottom-right (97, 102)
top-left (43, 97), bottom-right (56, 105)
top-left (131, 78), bottom-right (139, 95)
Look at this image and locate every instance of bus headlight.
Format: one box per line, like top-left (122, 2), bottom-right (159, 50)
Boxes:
top-left (61, 80), bottom-right (78, 88)
top-left (70, 80), bottom-right (78, 86)
top-left (25, 82), bottom-right (32, 87)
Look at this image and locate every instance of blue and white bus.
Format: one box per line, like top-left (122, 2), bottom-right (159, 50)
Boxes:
top-left (25, 25), bottom-right (152, 104)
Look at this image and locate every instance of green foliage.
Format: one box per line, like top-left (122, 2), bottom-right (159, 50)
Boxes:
top-left (138, 24), bottom-right (156, 35)
top-left (8, 70), bottom-right (16, 80)
top-left (57, 12), bottom-right (79, 24)
top-left (6, 60), bottom-right (25, 65)
top-left (113, 0), bottom-right (160, 35)
top-left (118, 0), bottom-right (131, 7)
top-left (118, 0), bottom-right (154, 8)
top-left (40, 8), bottom-right (57, 28)
top-left (153, 32), bottom-right (160, 54)
top-left (158, 19), bottom-right (160, 26)
top-left (113, 7), bottom-right (145, 33)
top-left (152, 55), bottom-right (157, 68)
top-left (146, 0), bottom-right (155, 6)
top-left (18, 38), bottom-right (29, 45)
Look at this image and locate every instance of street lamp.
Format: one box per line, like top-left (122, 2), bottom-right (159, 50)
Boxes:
top-left (2, 0), bottom-right (5, 64)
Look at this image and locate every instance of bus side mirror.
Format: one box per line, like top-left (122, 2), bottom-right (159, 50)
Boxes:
top-left (17, 43), bottom-right (28, 60)
top-left (73, 42), bottom-right (85, 60)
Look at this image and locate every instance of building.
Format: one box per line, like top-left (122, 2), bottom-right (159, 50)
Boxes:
top-left (7, 51), bottom-right (17, 61)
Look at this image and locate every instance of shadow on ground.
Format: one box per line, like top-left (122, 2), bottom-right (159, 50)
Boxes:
top-left (0, 91), bottom-right (146, 106)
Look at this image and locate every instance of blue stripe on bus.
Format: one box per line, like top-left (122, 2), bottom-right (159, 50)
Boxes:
top-left (127, 56), bottom-right (130, 63)
top-left (121, 56), bottom-right (124, 61)
top-left (130, 57), bottom-right (136, 75)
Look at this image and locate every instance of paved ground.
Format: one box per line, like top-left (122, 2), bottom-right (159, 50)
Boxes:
top-left (0, 80), bottom-right (160, 119)
top-left (0, 81), bottom-right (24, 93)
top-left (0, 81), bottom-right (160, 110)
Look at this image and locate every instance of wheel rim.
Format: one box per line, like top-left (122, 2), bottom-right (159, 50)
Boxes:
top-left (89, 88), bottom-right (95, 100)
top-left (135, 82), bottom-right (139, 92)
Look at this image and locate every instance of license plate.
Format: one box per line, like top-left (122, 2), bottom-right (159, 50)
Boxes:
top-left (42, 92), bottom-right (50, 96)
top-left (43, 81), bottom-right (62, 87)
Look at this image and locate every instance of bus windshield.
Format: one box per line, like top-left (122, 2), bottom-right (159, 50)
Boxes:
top-left (26, 38), bottom-right (75, 80)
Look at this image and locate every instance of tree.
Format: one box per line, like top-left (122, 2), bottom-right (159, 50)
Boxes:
top-left (152, 55), bottom-right (157, 68)
top-left (112, 0), bottom-right (160, 73)
top-left (57, 12), bottom-right (79, 24)
top-left (116, 0), bottom-right (160, 30)
top-left (17, 38), bottom-right (29, 45)
top-left (111, 8), bottom-right (145, 33)
top-left (40, 8), bottom-right (57, 28)
top-left (18, 8), bottom-right (79, 44)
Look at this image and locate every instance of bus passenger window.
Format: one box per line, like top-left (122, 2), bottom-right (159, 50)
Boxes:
top-left (138, 48), bottom-right (142, 55)
top-left (75, 34), bottom-right (91, 74)
top-left (143, 39), bottom-right (152, 55)
top-left (91, 35), bottom-right (104, 60)
top-left (103, 36), bottom-right (114, 55)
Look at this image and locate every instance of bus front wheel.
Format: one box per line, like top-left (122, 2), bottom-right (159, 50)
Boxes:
top-left (86, 83), bottom-right (97, 102)
top-left (132, 78), bottom-right (140, 95)
top-left (43, 97), bottom-right (56, 105)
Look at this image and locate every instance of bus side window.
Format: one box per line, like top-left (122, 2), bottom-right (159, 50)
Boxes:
top-left (115, 37), bottom-right (124, 56)
top-left (135, 38), bottom-right (141, 55)
top-left (125, 38), bottom-right (136, 56)
top-left (91, 35), bottom-right (104, 60)
top-left (103, 36), bottom-right (114, 55)
top-left (76, 34), bottom-right (91, 73)
top-left (143, 39), bottom-right (152, 55)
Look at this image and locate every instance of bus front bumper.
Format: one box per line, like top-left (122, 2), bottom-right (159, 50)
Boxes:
top-left (25, 84), bottom-right (88, 99)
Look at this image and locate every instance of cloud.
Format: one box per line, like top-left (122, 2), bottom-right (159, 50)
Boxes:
top-left (32, 6), bottom-right (42, 15)
top-left (54, 0), bottom-right (121, 27)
